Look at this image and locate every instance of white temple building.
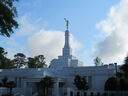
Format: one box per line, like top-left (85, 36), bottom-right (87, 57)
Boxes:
top-left (0, 20), bottom-right (118, 96)
top-left (50, 28), bottom-right (83, 69)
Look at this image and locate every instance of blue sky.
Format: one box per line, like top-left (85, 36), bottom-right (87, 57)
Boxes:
top-left (2, 0), bottom-right (128, 66)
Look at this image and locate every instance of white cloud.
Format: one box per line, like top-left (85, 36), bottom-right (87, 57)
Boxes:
top-left (94, 0), bottom-right (128, 63)
top-left (3, 14), bottom-right (81, 64)
top-left (27, 29), bottom-right (81, 64)
top-left (16, 15), bottom-right (36, 36)
top-left (3, 14), bottom-right (39, 59)
top-left (17, 14), bottom-right (48, 36)
top-left (6, 48), bottom-right (16, 59)
top-left (21, 0), bottom-right (43, 8)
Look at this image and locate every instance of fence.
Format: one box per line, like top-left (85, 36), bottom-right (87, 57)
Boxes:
top-left (67, 91), bottom-right (128, 96)
top-left (0, 87), bottom-right (32, 96)
top-left (1, 87), bottom-right (128, 96)
top-left (0, 88), bottom-right (8, 96)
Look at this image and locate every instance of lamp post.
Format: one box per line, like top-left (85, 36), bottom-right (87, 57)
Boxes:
top-left (115, 63), bottom-right (117, 78)
top-left (114, 63), bottom-right (117, 95)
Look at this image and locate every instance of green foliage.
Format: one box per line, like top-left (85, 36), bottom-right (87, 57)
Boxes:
top-left (2, 94), bottom-right (12, 96)
top-left (0, 47), bottom-right (14, 69)
top-left (124, 56), bottom-right (128, 65)
top-left (1, 76), bottom-right (8, 86)
top-left (74, 75), bottom-right (89, 90)
top-left (12, 53), bottom-right (27, 68)
top-left (37, 76), bottom-right (54, 96)
top-left (104, 56), bottom-right (128, 91)
top-left (27, 57), bottom-right (35, 68)
top-left (40, 76), bottom-right (54, 88)
top-left (0, 0), bottom-right (19, 37)
top-left (0, 77), bottom-right (16, 95)
top-left (0, 47), bottom-right (47, 69)
top-left (120, 56), bottom-right (128, 74)
top-left (0, 47), bottom-right (7, 56)
top-left (94, 56), bottom-right (103, 66)
top-left (119, 78), bottom-right (128, 90)
top-left (104, 77), bottom-right (117, 91)
top-left (104, 76), bottom-right (128, 91)
top-left (28, 55), bottom-right (47, 68)
top-left (6, 81), bottom-right (16, 95)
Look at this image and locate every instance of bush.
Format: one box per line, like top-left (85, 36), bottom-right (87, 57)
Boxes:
top-left (2, 94), bottom-right (13, 96)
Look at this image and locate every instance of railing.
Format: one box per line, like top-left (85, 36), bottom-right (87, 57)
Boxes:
top-left (2, 87), bottom-right (128, 96)
top-left (0, 87), bottom-right (32, 96)
top-left (67, 91), bottom-right (128, 96)
top-left (0, 88), bottom-right (8, 96)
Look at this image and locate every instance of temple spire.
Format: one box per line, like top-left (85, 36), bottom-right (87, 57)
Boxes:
top-left (63, 18), bottom-right (72, 56)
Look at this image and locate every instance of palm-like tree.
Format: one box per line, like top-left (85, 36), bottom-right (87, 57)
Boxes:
top-left (37, 76), bottom-right (54, 96)
top-left (6, 81), bottom-right (16, 95)
top-left (1, 77), bottom-right (8, 87)
top-left (74, 75), bottom-right (89, 90)
top-left (0, 77), bottom-right (16, 96)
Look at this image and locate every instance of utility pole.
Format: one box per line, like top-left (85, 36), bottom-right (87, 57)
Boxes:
top-left (114, 63), bottom-right (118, 95)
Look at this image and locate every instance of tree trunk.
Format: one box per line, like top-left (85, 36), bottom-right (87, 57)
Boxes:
top-left (46, 87), bottom-right (48, 96)
top-left (9, 87), bottom-right (12, 95)
top-left (43, 87), bottom-right (45, 96)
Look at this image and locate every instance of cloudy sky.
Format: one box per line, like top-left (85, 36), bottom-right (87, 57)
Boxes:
top-left (1, 0), bottom-right (128, 66)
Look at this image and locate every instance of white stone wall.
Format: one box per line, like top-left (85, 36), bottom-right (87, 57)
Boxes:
top-left (0, 65), bottom-right (117, 95)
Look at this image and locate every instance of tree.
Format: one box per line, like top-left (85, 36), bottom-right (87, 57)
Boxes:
top-left (120, 56), bottom-right (128, 76)
top-left (119, 78), bottom-right (128, 90)
top-left (104, 56), bottom-right (128, 91)
top-left (37, 76), bottom-right (54, 96)
top-left (74, 75), bottom-right (89, 90)
top-left (12, 53), bottom-right (27, 68)
top-left (43, 76), bottom-right (54, 88)
top-left (0, 57), bottom-right (13, 69)
top-left (124, 56), bottom-right (128, 65)
top-left (117, 55), bottom-right (128, 90)
top-left (6, 81), bottom-right (16, 95)
top-left (0, 47), bottom-right (14, 69)
top-left (0, 47), bottom-right (7, 56)
top-left (0, 0), bottom-right (19, 37)
top-left (1, 76), bottom-right (8, 87)
top-left (0, 77), bottom-right (16, 95)
top-left (28, 55), bottom-right (47, 68)
top-left (27, 57), bottom-right (36, 68)
top-left (94, 56), bottom-right (103, 66)
top-left (104, 77), bottom-right (117, 91)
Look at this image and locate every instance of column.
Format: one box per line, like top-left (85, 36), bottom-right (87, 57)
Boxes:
top-left (53, 81), bottom-right (59, 96)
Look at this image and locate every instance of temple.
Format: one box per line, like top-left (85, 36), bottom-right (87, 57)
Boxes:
top-left (0, 20), bottom-right (118, 96)
top-left (50, 19), bottom-right (83, 68)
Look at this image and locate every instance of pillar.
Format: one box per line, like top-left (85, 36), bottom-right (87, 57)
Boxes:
top-left (53, 81), bottom-right (59, 96)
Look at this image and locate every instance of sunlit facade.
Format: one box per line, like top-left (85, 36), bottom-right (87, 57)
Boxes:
top-left (0, 25), bottom-right (117, 96)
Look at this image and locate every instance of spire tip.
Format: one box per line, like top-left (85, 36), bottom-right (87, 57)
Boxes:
top-left (64, 18), bottom-right (69, 30)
